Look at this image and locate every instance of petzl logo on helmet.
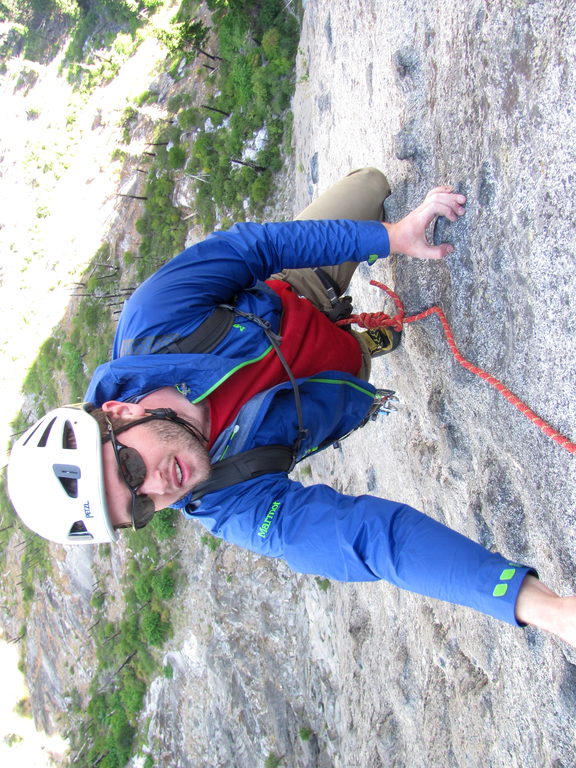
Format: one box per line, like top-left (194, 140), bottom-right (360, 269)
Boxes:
top-left (84, 501), bottom-right (93, 518)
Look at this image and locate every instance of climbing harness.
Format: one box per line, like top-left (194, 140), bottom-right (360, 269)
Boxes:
top-left (313, 267), bottom-right (354, 322)
top-left (336, 280), bottom-right (576, 456)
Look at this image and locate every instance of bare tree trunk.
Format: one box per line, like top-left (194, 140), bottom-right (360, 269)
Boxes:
top-left (231, 158), bottom-right (267, 172)
top-left (114, 650), bottom-right (138, 675)
top-left (201, 104), bottom-right (231, 117)
top-left (196, 47), bottom-right (223, 61)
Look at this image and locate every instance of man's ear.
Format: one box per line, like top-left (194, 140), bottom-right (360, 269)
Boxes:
top-left (101, 400), bottom-right (146, 419)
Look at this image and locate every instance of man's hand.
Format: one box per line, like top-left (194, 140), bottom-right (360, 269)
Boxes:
top-left (383, 186), bottom-right (467, 259)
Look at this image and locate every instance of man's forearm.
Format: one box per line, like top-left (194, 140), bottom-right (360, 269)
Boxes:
top-left (515, 574), bottom-right (576, 646)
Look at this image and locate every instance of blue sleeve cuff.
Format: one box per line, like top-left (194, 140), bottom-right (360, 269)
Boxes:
top-left (355, 220), bottom-right (390, 264)
top-left (487, 564), bottom-right (539, 627)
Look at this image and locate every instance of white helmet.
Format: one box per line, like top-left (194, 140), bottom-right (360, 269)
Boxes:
top-left (7, 404), bottom-right (118, 545)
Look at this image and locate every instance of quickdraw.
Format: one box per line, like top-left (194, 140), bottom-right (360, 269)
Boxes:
top-left (337, 280), bottom-right (576, 455)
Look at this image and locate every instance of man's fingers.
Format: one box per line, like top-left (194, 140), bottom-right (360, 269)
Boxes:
top-left (436, 242), bottom-right (454, 258)
top-left (425, 185), bottom-right (454, 196)
top-left (419, 194), bottom-right (466, 226)
top-left (424, 194), bottom-right (466, 215)
top-left (425, 186), bottom-right (466, 205)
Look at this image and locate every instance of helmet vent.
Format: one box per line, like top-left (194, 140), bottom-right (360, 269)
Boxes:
top-left (32, 417), bottom-right (57, 448)
top-left (53, 463), bottom-right (81, 498)
top-left (63, 421), bottom-right (77, 449)
top-left (21, 420), bottom-right (43, 446)
top-left (58, 476), bottom-right (78, 498)
top-left (68, 520), bottom-right (93, 540)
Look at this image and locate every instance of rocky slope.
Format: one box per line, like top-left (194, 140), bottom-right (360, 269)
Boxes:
top-left (142, 2), bottom-right (576, 766)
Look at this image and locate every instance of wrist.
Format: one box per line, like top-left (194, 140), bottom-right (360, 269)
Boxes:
top-left (382, 221), bottom-right (401, 255)
top-left (514, 574), bottom-right (576, 647)
top-left (515, 575), bottom-right (556, 628)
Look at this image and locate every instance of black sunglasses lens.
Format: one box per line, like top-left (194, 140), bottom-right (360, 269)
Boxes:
top-left (132, 495), bottom-right (156, 530)
top-left (118, 446), bottom-right (147, 488)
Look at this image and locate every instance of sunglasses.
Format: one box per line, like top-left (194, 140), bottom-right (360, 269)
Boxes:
top-left (105, 418), bottom-right (155, 530)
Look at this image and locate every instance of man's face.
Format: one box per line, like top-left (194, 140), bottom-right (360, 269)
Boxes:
top-left (101, 417), bottom-right (211, 528)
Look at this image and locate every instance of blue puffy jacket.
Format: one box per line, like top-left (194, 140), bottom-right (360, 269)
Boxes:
top-left (85, 219), bottom-right (533, 625)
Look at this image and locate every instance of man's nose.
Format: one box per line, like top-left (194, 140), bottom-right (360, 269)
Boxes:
top-left (138, 468), bottom-right (169, 495)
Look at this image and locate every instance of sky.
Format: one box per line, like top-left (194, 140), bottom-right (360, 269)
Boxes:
top-left (0, 639), bottom-right (68, 766)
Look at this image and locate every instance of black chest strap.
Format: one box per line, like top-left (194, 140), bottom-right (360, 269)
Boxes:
top-left (155, 306), bottom-right (235, 355)
top-left (187, 445), bottom-right (294, 504)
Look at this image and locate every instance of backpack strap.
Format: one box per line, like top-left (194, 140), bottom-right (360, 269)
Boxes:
top-left (188, 444), bottom-right (294, 503)
top-left (155, 306), bottom-right (235, 355)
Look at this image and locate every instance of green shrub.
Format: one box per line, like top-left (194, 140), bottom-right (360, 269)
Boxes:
top-left (134, 572), bottom-right (154, 603)
top-left (91, 592), bottom-right (106, 609)
top-left (149, 508), bottom-right (179, 539)
top-left (167, 144), bottom-right (187, 169)
top-left (167, 93), bottom-right (188, 113)
top-left (133, 646), bottom-right (158, 679)
top-left (151, 567), bottom-right (176, 600)
top-left (14, 697), bottom-right (32, 719)
top-left (79, 301), bottom-right (101, 329)
top-left (200, 533), bottom-right (221, 552)
top-left (261, 28), bottom-right (281, 58)
top-left (178, 107), bottom-right (202, 131)
top-left (217, 8), bottom-right (249, 58)
top-left (118, 614), bottom-right (140, 658)
top-left (119, 671), bottom-right (146, 717)
top-left (123, 250), bottom-right (136, 267)
top-left (250, 170), bottom-right (273, 207)
top-left (135, 90), bottom-right (159, 106)
top-left (140, 609), bottom-right (171, 646)
top-left (62, 340), bottom-right (86, 395)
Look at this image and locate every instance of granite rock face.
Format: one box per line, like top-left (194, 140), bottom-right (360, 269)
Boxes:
top-left (147, 2), bottom-right (575, 766)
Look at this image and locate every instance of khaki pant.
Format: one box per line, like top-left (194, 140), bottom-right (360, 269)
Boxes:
top-left (269, 167), bottom-right (391, 379)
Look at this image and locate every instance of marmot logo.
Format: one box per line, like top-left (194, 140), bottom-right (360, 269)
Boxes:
top-left (257, 500), bottom-right (281, 539)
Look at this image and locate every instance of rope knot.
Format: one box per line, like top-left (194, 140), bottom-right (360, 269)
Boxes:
top-left (336, 280), bottom-right (405, 332)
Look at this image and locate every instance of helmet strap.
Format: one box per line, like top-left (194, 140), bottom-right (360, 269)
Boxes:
top-left (102, 408), bottom-right (207, 445)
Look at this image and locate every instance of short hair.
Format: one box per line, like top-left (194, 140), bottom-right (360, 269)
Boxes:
top-left (87, 406), bottom-right (134, 442)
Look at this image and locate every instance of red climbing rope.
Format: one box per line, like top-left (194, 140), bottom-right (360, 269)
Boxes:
top-left (337, 280), bottom-right (576, 455)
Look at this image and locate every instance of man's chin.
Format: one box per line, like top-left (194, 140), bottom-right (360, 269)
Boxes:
top-left (175, 466), bottom-right (211, 505)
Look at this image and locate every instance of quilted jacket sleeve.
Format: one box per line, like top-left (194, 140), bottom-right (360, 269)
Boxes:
top-left (121, 219), bottom-right (389, 318)
top-left (112, 219), bottom-right (389, 359)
